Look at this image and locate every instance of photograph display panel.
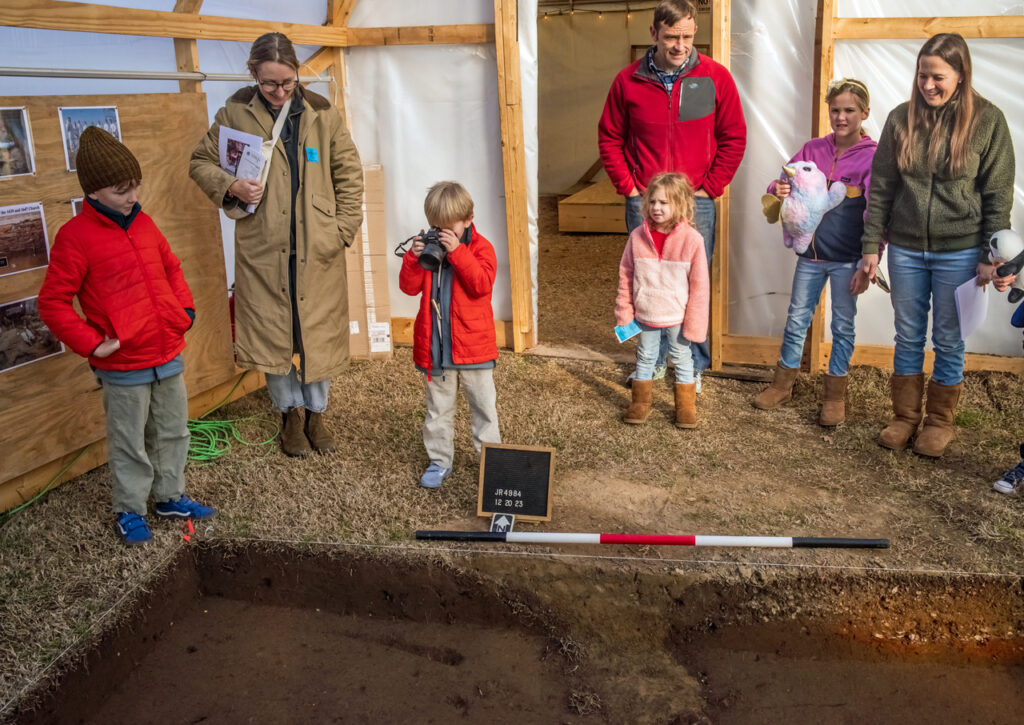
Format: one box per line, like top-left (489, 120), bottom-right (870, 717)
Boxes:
top-left (0, 107), bottom-right (35, 179)
top-left (0, 202), bottom-right (49, 278)
top-left (58, 106), bottom-right (122, 172)
top-left (0, 296), bottom-right (64, 374)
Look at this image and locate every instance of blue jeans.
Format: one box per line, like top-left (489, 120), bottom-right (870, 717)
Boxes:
top-left (888, 245), bottom-right (978, 385)
top-left (625, 194), bottom-right (716, 374)
top-left (265, 367), bottom-right (330, 413)
top-left (778, 257), bottom-right (858, 376)
top-left (635, 323), bottom-right (694, 383)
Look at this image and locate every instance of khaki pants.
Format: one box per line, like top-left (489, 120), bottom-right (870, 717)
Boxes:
top-left (423, 369), bottom-right (500, 469)
top-left (102, 373), bottom-right (190, 514)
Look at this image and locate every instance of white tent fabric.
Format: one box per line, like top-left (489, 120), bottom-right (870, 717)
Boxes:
top-left (0, 0), bottom-right (540, 329)
top-left (729, 0), bottom-right (1023, 357)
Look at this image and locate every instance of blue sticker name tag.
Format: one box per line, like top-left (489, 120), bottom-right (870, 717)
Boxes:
top-left (305, 147), bottom-right (319, 162)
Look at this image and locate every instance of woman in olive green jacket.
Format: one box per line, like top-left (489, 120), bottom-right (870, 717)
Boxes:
top-left (190, 32), bottom-right (363, 457)
top-left (860, 33), bottom-right (1015, 458)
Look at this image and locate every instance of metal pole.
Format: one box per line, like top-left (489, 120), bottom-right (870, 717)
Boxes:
top-left (0, 67), bottom-right (326, 83)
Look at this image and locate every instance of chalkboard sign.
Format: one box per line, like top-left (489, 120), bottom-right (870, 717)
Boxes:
top-left (477, 443), bottom-right (554, 522)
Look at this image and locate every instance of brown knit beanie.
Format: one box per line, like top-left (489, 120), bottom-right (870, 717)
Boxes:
top-left (76, 126), bottom-right (141, 195)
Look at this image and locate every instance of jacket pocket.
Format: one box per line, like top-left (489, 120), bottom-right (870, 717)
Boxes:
top-left (311, 193), bottom-right (336, 218)
top-left (678, 77), bottom-right (716, 122)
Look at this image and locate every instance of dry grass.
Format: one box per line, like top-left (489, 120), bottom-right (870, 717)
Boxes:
top-left (1, 196), bottom-right (1022, 716)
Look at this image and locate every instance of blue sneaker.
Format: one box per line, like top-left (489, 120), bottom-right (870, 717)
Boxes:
top-left (116, 512), bottom-right (153, 546)
top-left (154, 495), bottom-right (216, 519)
top-left (993, 460), bottom-right (1024, 495)
top-left (420, 463), bottom-right (451, 489)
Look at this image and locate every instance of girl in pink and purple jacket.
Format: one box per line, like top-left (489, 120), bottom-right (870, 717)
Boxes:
top-left (616, 172), bottom-right (709, 429)
top-left (753, 79), bottom-right (878, 427)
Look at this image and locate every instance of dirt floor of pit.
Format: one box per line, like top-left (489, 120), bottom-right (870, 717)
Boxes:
top-left (84, 596), bottom-right (590, 725)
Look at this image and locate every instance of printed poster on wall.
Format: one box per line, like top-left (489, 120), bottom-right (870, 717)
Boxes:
top-left (71, 198), bottom-right (84, 216)
top-left (58, 106), bottom-right (122, 172)
top-left (0, 202), bottom-right (49, 278)
top-left (0, 107), bottom-right (35, 179)
top-left (0, 296), bottom-right (64, 374)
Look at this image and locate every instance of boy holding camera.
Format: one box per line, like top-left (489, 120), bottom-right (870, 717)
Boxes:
top-left (399, 181), bottom-right (501, 488)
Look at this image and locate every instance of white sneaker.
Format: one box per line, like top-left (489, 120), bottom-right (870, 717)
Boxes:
top-left (695, 373), bottom-right (702, 394)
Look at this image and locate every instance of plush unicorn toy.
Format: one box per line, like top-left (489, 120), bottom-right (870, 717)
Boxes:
top-left (987, 228), bottom-right (1024, 304)
top-left (761, 161), bottom-right (847, 254)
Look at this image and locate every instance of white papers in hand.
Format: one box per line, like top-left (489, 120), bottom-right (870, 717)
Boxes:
top-left (955, 276), bottom-right (988, 339)
top-left (219, 126), bottom-right (265, 212)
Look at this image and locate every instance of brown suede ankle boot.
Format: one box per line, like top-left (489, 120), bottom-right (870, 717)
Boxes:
top-left (305, 410), bottom-right (337, 454)
top-left (281, 407), bottom-right (312, 457)
top-left (819, 374), bottom-right (848, 427)
top-left (674, 382), bottom-right (697, 429)
top-left (878, 373), bottom-right (924, 450)
top-left (913, 380), bottom-right (962, 458)
top-left (623, 379), bottom-right (653, 424)
top-left (753, 364), bottom-right (798, 410)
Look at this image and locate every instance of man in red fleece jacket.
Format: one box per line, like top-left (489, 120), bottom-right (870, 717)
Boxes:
top-left (598, 0), bottom-right (746, 386)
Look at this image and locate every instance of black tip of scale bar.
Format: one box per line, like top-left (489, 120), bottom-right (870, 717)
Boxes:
top-left (792, 537), bottom-right (890, 549)
top-left (415, 530), bottom-right (506, 542)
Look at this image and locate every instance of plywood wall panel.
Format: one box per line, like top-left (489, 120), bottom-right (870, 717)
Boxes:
top-left (0, 93), bottom-right (233, 486)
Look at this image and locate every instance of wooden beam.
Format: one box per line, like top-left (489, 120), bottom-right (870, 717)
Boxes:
top-left (834, 16), bottom-right (1024, 40)
top-left (172, 0), bottom-right (203, 94)
top-left (345, 24), bottom-right (495, 46)
top-left (299, 47), bottom-right (335, 79)
top-left (708, 0), bottom-right (731, 371)
top-left (392, 318), bottom-right (514, 350)
top-left (804, 0), bottom-right (838, 374)
top-left (720, 334), bottom-right (1024, 375)
top-left (328, 0), bottom-right (360, 27)
top-left (0, 0), bottom-right (349, 45)
top-left (493, 0), bottom-right (536, 352)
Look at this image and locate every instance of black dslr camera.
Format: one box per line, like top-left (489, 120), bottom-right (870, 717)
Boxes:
top-left (417, 226), bottom-right (446, 272)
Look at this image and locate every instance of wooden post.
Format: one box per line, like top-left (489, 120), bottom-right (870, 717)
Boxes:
top-left (709, 0), bottom-right (731, 370)
top-left (806, 0), bottom-right (836, 373)
top-left (326, 0), bottom-right (360, 124)
top-left (172, 0), bottom-right (203, 94)
top-left (494, 0), bottom-right (536, 351)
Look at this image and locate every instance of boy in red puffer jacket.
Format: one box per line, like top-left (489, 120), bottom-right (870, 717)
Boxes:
top-left (38, 127), bottom-right (214, 546)
top-left (399, 181), bottom-right (501, 489)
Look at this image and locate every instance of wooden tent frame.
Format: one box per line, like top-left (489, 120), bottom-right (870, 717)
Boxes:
top-left (721, 1), bottom-right (1024, 375)
top-left (0, 0), bottom-right (536, 352)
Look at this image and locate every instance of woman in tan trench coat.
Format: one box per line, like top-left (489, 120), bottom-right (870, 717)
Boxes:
top-left (190, 32), bottom-right (363, 457)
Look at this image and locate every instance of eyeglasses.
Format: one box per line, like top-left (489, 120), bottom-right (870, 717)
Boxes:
top-left (258, 78), bottom-right (297, 93)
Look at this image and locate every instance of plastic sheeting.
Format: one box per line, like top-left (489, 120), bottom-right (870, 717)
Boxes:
top-left (347, 0), bottom-right (538, 323)
top-left (0, 0), bottom-right (540, 329)
top-left (728, 0), bottom-right (1024, 357)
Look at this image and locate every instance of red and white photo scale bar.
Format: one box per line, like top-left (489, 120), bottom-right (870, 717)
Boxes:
top-left (415, 531), bottom-right (890, 549)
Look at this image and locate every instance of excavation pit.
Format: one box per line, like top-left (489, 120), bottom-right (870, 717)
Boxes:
top-left (15, 544), bottom-right (1024, 724)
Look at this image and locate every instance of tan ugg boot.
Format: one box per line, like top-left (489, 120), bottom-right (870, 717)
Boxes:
top-left (623, 379), bottom-right (653, 424)
top-left (819, 374), bottom-right (848, 427)
top-left (878, 373), bottom-right (924, 450)
top-left (913, 380), bottom-right (963, 458)
top-left (674, 382), bottom-right (697, 429)
top-left (305, 410), bottom-right (337, 454)
top-left (752, 364), bottom-right (799, 410)
top-left (281, 407), bottom-right (312, 457)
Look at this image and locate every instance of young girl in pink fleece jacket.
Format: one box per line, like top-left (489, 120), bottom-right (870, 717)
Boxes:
top-left (615, 172), bottom-right (709, 428)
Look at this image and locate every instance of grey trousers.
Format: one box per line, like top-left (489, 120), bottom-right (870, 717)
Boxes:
top-left (102, 373), bottom-right (190, 514)
top-left (423, 369), bottom-right (500, 469)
